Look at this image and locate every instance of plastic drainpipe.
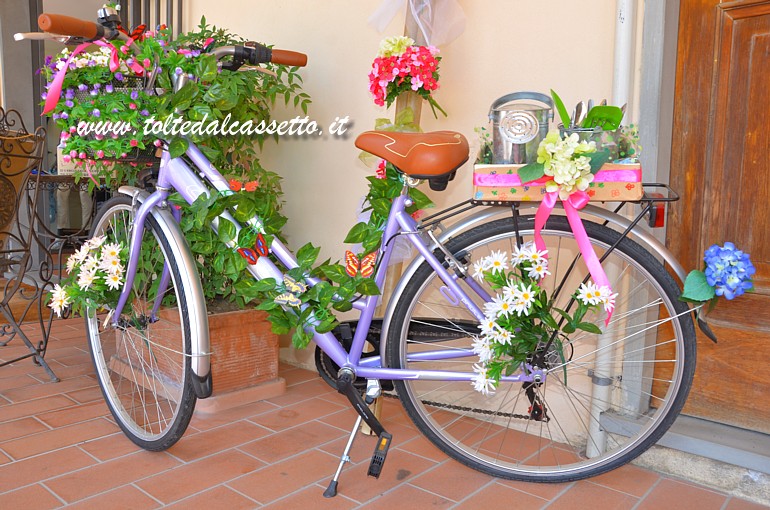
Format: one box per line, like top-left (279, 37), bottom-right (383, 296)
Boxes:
top-left (585, 0), bottom-right (638, 458)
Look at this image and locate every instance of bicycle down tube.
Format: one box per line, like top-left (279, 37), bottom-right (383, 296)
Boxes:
top-left (113, 145), bottom-right (539, 386)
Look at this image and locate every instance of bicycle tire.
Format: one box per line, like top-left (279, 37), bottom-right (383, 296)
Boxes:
top-left (85, 196), bottom-right (197, 451)
top-left (386, 215), bottom-right (696, 482)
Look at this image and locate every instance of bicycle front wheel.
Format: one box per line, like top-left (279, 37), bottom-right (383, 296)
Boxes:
top-left (386, 215), bottom-right (696, 482)
top-left (86, 196), bottom-right (197, 451)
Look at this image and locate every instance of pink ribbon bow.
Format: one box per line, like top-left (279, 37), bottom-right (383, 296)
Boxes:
top-left (534, 190), bottom-right (614, 326)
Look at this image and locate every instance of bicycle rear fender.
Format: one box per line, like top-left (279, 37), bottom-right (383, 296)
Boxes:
top-left (379, 204), bottom-right (690, 365)
top-left (118, 186), bottom-right (213, 399)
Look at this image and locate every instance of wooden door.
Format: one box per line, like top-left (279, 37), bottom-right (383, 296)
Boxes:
top-left (669, 0), bottom-right (770, 432)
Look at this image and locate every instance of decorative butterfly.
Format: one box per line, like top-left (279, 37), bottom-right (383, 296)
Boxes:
top-left (345, 251), bottom-right (376, 278)
top-left (274, 275), bottom-right (307, 307)
top-left (117, 23), bottom-right (147, 42)
top-left (229, 179), bottom-right (259, 192)
top-left (237, 233), bottom-right (268, 264)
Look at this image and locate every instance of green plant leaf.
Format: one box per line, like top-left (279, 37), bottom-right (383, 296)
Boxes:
top-left (296, 243), bottom-right (320, 268)
top-left (551, 89), bottom-right (572, 128)
top-left (168, 137), bottom-right (188, 159)
top-left (577, 322), bottom-right (603, 334)
top-left (344, 222), bottom-right (369, 243)
top-left (217, 218), bottom-right (237, 245)
top-left (356, 278), bottom-right (380, 296)
top-left (586, 148), bottom-right (611, 174)
top-left (320, 264), bottom-right (349, 284)
top-left (519, 162), bottom-right (545, 184)
top-left (681, 270), bottom-right (715, 302)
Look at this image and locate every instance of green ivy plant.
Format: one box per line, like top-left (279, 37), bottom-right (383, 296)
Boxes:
top-left (346, 107), bottom-right (434, 254)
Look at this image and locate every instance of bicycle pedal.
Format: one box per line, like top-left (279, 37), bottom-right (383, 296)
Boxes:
top-left (367, 432), bottom-right (392, 478)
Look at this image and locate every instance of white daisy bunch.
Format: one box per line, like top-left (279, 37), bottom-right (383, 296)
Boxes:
top-left (536, 130), bottom-right (597, 199)
top-left (48, 235), bottom-right (127, 318)
top-left (576, 281), bottom-right (618, 314)
top-left (469, 244), bottom-right (614, 395)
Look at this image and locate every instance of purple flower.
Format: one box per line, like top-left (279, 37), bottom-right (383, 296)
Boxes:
top-left (140, 109), bottom-right (149, 116)
top-left (52, 113), bottom-right (60, 120)
top-left (105, 84), bottom-right (114, 93)
top-left (78, 84), bottom-right (88, 91)
top-left (93, 83), bottom-right (101, 89)
top-left (704, 243), bottom-right (755, 300)
top-left (192, 50), bottom-right (201, 57)
top-left (175, 67), bottom-right (183, 75)
top-left (112, 108), bottom-right (119, 113)
top-left (65, 100), bottom-right (74, 108)
top-left (92, 109), bottom-right (101, 117)
top-left (126, 57), bottom-right (135, 66)
top-left (61, 112), bottom-right (69, 119)
top-left (68, 61), bottom-right (77, 70)
top-left (130, 90), bottom-right (139, 100)
top-left (115, 72), bottom-right (124, 81)
top-left (90, 89), bottom-right (98, 96)
top-left (159, 40), bottom-right (166, 47)
top-left (44, 55), bottom-right (52, 66)
top-left (65, 89), bottom-right (75, 100)
top-left (88, 59), bottom-right (96, 67)
top-left (41, 92), bottom-right (47, 100)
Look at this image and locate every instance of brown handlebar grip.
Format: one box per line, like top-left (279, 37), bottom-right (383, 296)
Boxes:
top-left (271, 49), bottom-right (307, 67)
top-left (38, 13), bottom-right (101, 39)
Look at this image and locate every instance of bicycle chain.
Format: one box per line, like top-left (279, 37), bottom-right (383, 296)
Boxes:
top-left (382, 392), bottom-right (535, 421)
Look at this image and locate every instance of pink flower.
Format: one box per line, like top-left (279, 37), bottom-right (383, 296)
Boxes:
top-left (78, 152), bottom-right (86, 159)
top-left (129, 139), bottom-right (138, 147)
top-left (129, 103), bottom-right (137, 110)
top-left (62, 155), bottom-right (71, 163)
top-left (375, 160), bottom-right (387, 179)
top-left (69, 126), bottom-right (77, 133)
top-left (153, 139), bottom-right (162, 147)
top-left (60, 132), bottom-right (70, 140)
top-left (143, 58), bottom-right (152, 68)
top-left (96, 150), bottom-right (105, 159)
top-left (69, 150), bottom-right (77, 158)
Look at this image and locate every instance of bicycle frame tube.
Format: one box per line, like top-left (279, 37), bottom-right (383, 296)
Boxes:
top-left (115, 148), bottom-right (514, 383)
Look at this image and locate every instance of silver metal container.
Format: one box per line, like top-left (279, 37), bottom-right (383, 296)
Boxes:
top-left (489, 92), bottom-right (553, 164)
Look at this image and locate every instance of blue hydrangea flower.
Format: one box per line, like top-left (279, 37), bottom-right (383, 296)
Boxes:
top-left (704, 242), bottom-right (755, 300)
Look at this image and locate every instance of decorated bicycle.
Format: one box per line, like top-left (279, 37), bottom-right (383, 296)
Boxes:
top-left (22, 6), bottom-right (754, 499)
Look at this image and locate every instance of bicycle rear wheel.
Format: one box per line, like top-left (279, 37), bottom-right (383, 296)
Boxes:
top-left (85, 196), bottom-right (196, 450)
top-left (386, 215), bottom-right (696, 482)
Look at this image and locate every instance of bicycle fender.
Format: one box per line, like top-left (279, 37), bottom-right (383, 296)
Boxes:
top-left (379, 204), bottom-right (691, 364)
top-left (117, 186), bottom-right (213, 398)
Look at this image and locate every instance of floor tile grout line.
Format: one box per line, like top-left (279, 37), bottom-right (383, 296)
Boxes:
top-left (538, 481), bottom-right (577, 508)
top-left (630, 476), bottom-right (663, 510)
top-left (446, 478), bottom-right (501, 509)
top-left (0, 415), bottom-right (123, 462)
top-left (39, 481), bottom-right (69, 507)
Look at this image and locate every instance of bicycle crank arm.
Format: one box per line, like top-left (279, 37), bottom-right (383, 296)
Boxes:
top-left (336, 369), bottom-right (393, 479)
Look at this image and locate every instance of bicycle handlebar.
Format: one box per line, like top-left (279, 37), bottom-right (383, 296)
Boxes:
top-left (38, 13), bottom-right (106, 40)
top-left (36, 12), bottom-right (307, 68)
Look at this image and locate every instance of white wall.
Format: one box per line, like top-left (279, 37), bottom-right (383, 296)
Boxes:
top-left (183, 0), bottom-right (631, 367)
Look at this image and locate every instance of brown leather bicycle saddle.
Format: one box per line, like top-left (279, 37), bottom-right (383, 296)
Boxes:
top-left (355, 131), bottom-right (469, 187)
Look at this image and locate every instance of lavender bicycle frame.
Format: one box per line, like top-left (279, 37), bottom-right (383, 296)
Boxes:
top-left (112, 143), bottom-right (542, 387)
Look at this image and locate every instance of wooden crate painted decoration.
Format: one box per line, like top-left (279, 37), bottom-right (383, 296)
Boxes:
top-left (472, 163), bottom-right (643, 203)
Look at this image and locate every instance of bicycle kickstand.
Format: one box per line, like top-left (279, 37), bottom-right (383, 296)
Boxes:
top-left (324, 374), bottom-right (392, 498)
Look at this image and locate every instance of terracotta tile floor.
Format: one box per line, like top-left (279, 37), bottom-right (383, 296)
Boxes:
top-left (1, 319), bottom-right (767, 509)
